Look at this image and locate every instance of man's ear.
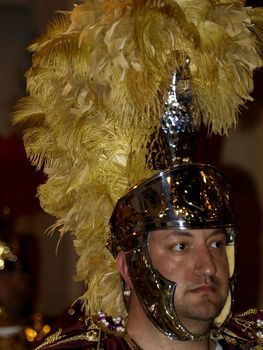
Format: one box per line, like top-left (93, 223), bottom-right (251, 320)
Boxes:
top-left (116, 251), bottom-right (132, 289)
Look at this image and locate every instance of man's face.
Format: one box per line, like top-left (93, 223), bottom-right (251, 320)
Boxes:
top-left (148, 228), bottom-right (229, 333)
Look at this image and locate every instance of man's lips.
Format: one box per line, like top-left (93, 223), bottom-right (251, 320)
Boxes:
top-left (189, 284), bottom-right (216, 293)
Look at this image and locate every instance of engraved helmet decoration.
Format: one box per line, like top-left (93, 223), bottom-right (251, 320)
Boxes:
top-left (109, 58), bottom-right (236, 341)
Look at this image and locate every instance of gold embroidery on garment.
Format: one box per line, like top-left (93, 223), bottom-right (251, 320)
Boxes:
top-left (234, 318), bottom-right (255, 340)
top-left (223, 334), bottom-right (237, 346)
top-left (223, 309), bottom-right (263, 348)
top-left (35, 331), bottom-right (99, 349)
top-left (85, 318), bottom-right (101, 342)
top-left (35, 329), bottom-right (62, 349)
top-left (35, 318), bottom-right (101, 349)
top-left (237, 309), bottom-right (258, 317)
top-left (232, 309), bottom-right (261, 342)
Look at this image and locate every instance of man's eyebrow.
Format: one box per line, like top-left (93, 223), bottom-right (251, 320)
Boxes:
top-left (209, 229), bottom-right (226, 236)
top-left (152, 230), bottom-right (192, 243)
top-left (166, 230), bottom-right (192, 237)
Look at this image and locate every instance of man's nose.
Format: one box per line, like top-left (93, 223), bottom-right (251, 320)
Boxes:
top-left (194, 246), bottom-right (217, 277)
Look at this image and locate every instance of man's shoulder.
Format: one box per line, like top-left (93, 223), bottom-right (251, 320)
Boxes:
top-left (34, 317), bottom-right (101, 350)
top-left (33, 314), bottom-right (131, 350)
top-left (221, 308), bottom-right (263, 349)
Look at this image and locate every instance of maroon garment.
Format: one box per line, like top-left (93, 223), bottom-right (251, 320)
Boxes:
top-left (34, 309), bottom-right (263, 350)
top-left (34, 318), bottom-right (133, 350)
top-left (221, 309), bottom-right (263, 350)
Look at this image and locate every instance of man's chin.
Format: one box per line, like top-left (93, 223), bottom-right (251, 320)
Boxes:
top-left (175, 297), bottom-right (225, 323)
top-left (175, 306), bottom-right (222, 336)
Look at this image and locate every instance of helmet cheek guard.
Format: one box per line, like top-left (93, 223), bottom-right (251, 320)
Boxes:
top-left (109, 164), bottom-right (237, 341)
top-left (125, 239), bottom-right (189, 340)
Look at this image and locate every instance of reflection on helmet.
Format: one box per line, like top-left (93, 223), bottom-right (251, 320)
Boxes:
top-left (109, 163), bottom-right (236, 341)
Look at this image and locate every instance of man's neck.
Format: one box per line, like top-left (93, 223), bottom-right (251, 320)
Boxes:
top-left (126, 300), bottom-right (216, 350)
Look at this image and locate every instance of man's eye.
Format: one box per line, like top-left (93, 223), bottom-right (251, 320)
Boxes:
top-left (172, 243), bottom-right (187, 251)
top-left (211, 241), bottom-right (225, 249)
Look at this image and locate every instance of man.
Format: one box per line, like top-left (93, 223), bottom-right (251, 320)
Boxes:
top-left (117, 227), bottom-right (231, 349)
top-left (13, 0), bottom-right (263, 349)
